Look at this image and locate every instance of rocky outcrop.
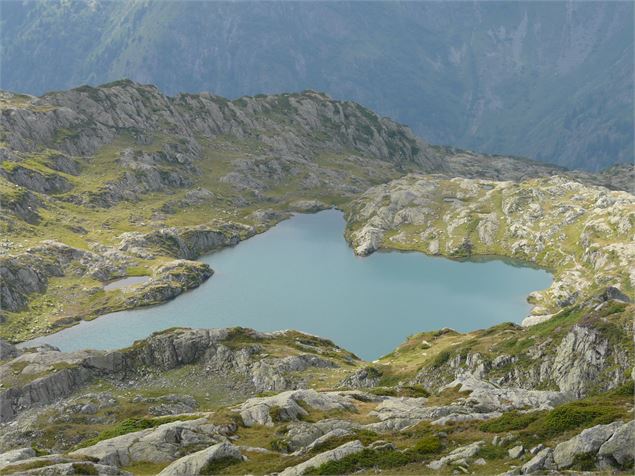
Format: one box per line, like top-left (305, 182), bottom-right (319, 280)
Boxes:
top-left (122, 260), bottom-right (212, 308)
top-left (237, 389), bottom-right (356, 426)
top-left (0, 363), bottom-right (94, 422)
top-left (157, 442), bottom-right (244, 476)
top-left (0, 339), bottom-right (19, 360)
top-left (413, 312), bottom-right (632, 398)
top-left (69, 418), bottom-right (229, 466)
top-left (427, 441), bottom-right (483, 470)
top-left (18, 462), bottom-right (130, 475)
top-left (443, 374), bottom-right (572, 411)
top-left (278, 440), bottom-right (365, 476)
top-left (273, 419), bottom-right (360, 453)
top-left (1, 328), bottom-right (349, 422)
top-left (1, 82), bottom-right (441, 170)
top-left (338, 366), bottom-right (382, 388)
top-left (0, 447), bottom-right (36, 466)
top-left (0, 240), bottom-right (130, 312)
top-left (119, 224), bottom-right (253, 260)
top-left (553, 420), bottom-right (626, 469)
top-left (0, 164), bottom-right (72, 195)
top-left (0, 184), bottom-right (42, 224)
top-left (364, 375), bottom-right (572, 433)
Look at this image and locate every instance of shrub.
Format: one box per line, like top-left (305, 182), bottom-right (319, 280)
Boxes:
top-left (412, 435), bottom-right (442, 455)
top-left (571, 452), bottom-right (597, 471)
top-left (480, 411), bottom-right (544, 433)
top-left (200, 456), bottom-right (242, 475)
top-left (71, 462), bottom-right (98, 475)
top-left (305, 448), bottom-right (408, 475)
top-left (269, 406), bottom-right (285, 423)
top-left (535, 403), bottom-right (619, 437)
top-left (610, 380), bottom-right (634, 397)
top-left (431, 350), bottom-right (452, 368)
top-left (270, 438), bottom-right (291, 453)
top-left (306, 436), bottom-right (443, 474)
top-left (368, 385), bottom-right (430, 398)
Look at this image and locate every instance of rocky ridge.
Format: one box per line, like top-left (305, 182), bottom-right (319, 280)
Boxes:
top-left (0, 323), bottom-right (632, 475)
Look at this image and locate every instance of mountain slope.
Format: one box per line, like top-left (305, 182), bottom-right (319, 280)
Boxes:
top-left (1, 0), bottom-right (632, 170)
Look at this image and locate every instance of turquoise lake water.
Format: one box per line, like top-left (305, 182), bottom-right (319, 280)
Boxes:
top-left (22, 210), bottom-right (552, 360)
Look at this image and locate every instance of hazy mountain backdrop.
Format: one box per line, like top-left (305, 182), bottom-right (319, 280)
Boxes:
top-left (1, 0), bottom-right (632, 170)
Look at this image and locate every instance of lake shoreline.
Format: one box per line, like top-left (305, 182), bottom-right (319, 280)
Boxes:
top-left (20, 210), bottom-right (552, 360)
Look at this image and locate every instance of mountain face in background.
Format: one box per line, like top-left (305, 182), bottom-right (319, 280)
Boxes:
top-left (1, 1), bottom-right (632, 171)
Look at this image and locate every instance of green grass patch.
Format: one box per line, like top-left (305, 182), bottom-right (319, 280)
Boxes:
top-left (306, 436), bottom-right (443, 475)
top-left (200, 456), bottom-right (243, 475)
top-left (477, 444), bottom-right (509, 460)
top-left (531, 401), bottom-right (623, 438)
top-left (70, 463), bottom-right (98, 475)
top-left (480, 411), bottom-right (544, 433)
top-left (430, 350), bottom-right (452, 368)
top-left (368, 385), bottom-right (430, 398)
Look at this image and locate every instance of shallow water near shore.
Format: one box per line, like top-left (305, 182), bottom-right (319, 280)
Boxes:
top-left (22, 210), bottom-right (552, 360)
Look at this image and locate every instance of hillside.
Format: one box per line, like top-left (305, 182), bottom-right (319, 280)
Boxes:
top-left (1, 1), bottom-right (632, 170)
top-left (1, 79), bottom-right (599, 342)
top-left (0, 81), bottom-right (633, 475)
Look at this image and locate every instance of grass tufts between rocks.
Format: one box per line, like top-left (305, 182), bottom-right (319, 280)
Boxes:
top-left (480, 411), bottom-right (545, 433)
top-left (200, 456), bottom-right (243, 475)
top-left (305, 436), bottom-right (443, 475)
top-left (70, 462), bottom-right (98, 475)
top-left (481, 381), bottom-right (632, 442)
top-left (76, 415), bottom-right (199, 449)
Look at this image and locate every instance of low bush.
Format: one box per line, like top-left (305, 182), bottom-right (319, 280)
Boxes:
top-left (411, 435), bottom-right (443, 455)
top-left (480, 411), bottom-right (544, 433)
top-left (306, 436), bottom-right (443, 475)
top-left (610, 380), bottom-right (634, 397)
top-left (532, 402), bottom-right (621, 438)
top-left (200, 456), bottom-right (242, 475)
top-left (430, 350), bottom-right (452, 368)
top-left (71, 463), bottom-right (98, 475)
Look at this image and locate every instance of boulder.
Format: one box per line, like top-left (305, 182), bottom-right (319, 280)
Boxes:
top-left (237, 390), bottom-right (356, 427)
top-left (69, 418), bottom-right (227, 466)
top-left (553, 421), bottom-right (622, 468)
top-left (444, 374), bottom-right (571, 411)
top-left (597, 420), bottom-right (635, 467)
top-left (301, 429), bottom-right (354, 454)
top-left (284, 419), bottom-right (359, 452)
top-left (157, 442), bottom-right (243, 476)
top-left (521, 447), bottom-right (554, 474)
top-left (279, 440), bottom-right (365, 476)
top-left (19, 462), bottom-right (131, 475)
top-left (427, 441), bottom-right (484, 470)
top-left (508, 445), bottom-right (524, 459)
top-left (0, 339), bottom-right (19, 360)
top-left (0, 447), bottom-right (36, 467)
